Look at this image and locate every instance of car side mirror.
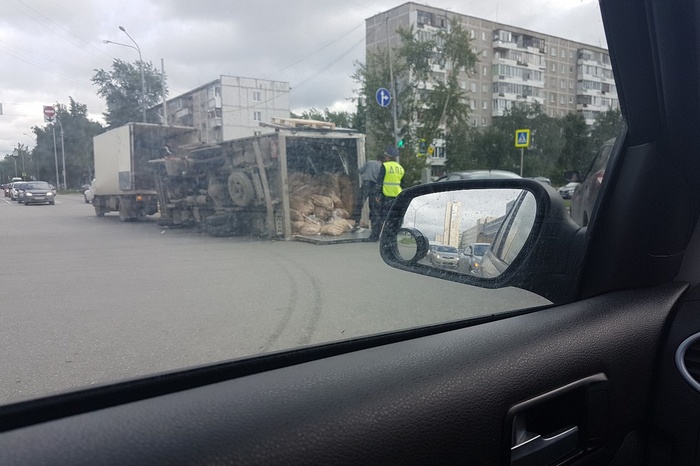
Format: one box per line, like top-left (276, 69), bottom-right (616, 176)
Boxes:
top-left (379, 179), bottom-right (582, 303)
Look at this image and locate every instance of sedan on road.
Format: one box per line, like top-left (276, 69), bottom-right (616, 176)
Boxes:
top-left (430, 245), bottom-right (460, 268)
top-left (11, 182), bottom-right (28, 201)
top-left (558, 182), bottom-right (579, 199)
top-left (22, 181), bottom-right (55, 205)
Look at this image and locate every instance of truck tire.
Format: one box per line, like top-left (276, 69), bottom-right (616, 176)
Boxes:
top-left (228, 171), bottom-right (255, 207)
top-left (94, 205), bottom-right (106, 217)
top-left (118, 198), bottom-right (134, 222)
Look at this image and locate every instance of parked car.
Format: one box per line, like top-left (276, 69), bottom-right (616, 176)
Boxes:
top-left (568, 138), bottom-right (616, 227)
top-left (83, 180), bottom-right (95, 204)
top-left (21, 181), bottom-right (55, 205)
top-left (558, 182), bottom-right (579, 199)
top-left (458, 243), bottom-right (491, 275)
top-left (435, 170), bottom-right (521, 182)
top-left (528, 176), bottom-right (552, 186)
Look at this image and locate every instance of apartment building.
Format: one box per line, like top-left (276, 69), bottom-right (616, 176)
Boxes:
top-left (158, 76), bottom-right (290, 144)
top-left (366, 3), bottom-right (618, 168)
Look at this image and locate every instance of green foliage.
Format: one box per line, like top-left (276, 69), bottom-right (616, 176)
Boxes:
top-left (92, 59), bottom-right (166, 127)
top-left (354, 19), bottom-right (477, 186)
top-left (30, 98), bottom-right (104, 187)
top-left (290, 107), bottom-right (355, 129)
top-left (445, 106), bottom-right (624, 183)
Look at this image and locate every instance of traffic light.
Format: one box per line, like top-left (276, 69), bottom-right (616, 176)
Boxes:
top-left (397, 138), bottom-right (405, 148)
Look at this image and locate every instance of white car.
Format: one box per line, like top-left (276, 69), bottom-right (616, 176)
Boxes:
top-left (84, 180), bottom-right (96, 204)
top-left (558, 182), bottom-right (579, 199)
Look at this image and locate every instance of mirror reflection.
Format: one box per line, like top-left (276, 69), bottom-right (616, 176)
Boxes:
top-left (400, 189), bottom-right (535, 278)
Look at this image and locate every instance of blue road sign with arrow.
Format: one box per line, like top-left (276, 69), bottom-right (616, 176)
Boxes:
top-left (376, 88), bottom-right (391, 107)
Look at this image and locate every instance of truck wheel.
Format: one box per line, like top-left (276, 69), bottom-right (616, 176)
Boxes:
top-left (228, 171), bottom-right (254, 207)
top-left (118, 199), bottom-right (133, 222)
top-left (94, 205), bottom-right (105, 217)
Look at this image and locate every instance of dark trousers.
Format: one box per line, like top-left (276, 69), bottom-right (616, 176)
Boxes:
top-left (354, 181), bottom-right (377, 224)
top-left (370, 194), bottom-right (396, 240)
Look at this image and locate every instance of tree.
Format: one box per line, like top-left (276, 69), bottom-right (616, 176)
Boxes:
top-left (353, 20), bottom-right (478, 185)
top-left (31, 98), bottom-right (104, 188)
top-left (290, 107), bottom-right (355, 129)
top-left (92, 59), bottom-right (166, 128)
top-left (557, 113), bottom-right (593, 182)
top-left (590, 108), bottom-right (623, 150)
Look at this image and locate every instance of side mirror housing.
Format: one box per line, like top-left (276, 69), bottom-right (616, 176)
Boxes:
top-left (379, 179), bottom-right (582, 303)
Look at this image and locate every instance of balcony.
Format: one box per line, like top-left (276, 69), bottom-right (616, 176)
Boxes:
top-left (174, 108), bottom-right (190, 118)
top-left (210, 117), bottom-right (223, 127)
top-left (208, 96), bottom-right (222, 109)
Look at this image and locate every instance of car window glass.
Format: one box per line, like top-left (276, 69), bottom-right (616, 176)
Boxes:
top-left (0, 1), bottom-right (623, 405)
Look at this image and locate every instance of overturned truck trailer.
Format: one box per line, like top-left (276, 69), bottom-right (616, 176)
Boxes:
top-left (149, 128), bottom-right (366, 238)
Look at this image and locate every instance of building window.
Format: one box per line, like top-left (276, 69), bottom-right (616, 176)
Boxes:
top-left (460, 81), bottom-right (466, 89)
top-left (470, 82), bottom-right (476, 92)
top-left (483, 66), bottom-right (488, 76)
top-left (473, 118), bottom-right (478, 127)
top-left (560, 80), bottom-right (565, 89)
top-left (569, 96), bottom-right (574, 104)
top-left (550, 93), bottom-right (556, 103)
top-left (551, 63), bottom-right (556, 72)
top-left (470, 100), bottom-right (476, 110)
top-left (481, 118), bottom-right (487, 126)
top-left (570, 50), bottom-right (575, 59)
top-left (482, 31), bottom-right (487, 41)
top-left (561, 64), bottom-right (566, 74)
top-left (551, 47), bottom-right (556, 56)
top-left (561, 49), bottom-right (566, 58)
top-left (253, 111), bottom-right (262, 121)
top-left (569, 80), bottom-right (574, 89)
top-left (253, 91), bottom-right (261, 102)
top-left (482, 101), bottom-right (488, 110)
top-left (560, 95), bottom-right (565, 104)
top-left (482, 83), bottom-right (489, 93)
top-left (482, 50), bottom-right (488, 58)
top-left (470, 29), bottom-right (475, 39)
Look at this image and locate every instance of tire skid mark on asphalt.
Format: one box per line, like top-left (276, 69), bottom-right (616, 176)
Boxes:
top-left (257, 253), bottom-right (299, 353)
top-left (254, 244), bottom-right (323, 348)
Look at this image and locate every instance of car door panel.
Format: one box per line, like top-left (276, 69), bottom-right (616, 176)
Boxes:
top-left (0, 282), bottom-right (686, 465)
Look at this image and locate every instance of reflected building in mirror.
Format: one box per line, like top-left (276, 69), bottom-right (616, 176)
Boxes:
top-left (443, 201), bottom-right (462, 247)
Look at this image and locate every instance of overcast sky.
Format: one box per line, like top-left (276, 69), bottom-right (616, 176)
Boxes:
top-left (0, 0), bottom-right (606, 155)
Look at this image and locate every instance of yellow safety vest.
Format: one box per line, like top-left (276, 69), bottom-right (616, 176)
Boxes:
top-left (382, 161), bottom-right (404, 197)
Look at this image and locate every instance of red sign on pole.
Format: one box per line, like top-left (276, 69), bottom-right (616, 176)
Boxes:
top-left (43, 106), bottom-right (56, 122)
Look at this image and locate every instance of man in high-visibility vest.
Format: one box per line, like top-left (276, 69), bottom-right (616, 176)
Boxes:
top-left (369, 146), bottom-right (405, 242)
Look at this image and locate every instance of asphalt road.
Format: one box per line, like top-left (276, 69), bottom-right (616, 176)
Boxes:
top-left (0, 194), bottom-right (549, 404)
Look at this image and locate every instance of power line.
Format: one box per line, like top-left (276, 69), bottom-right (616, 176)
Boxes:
top-left (2, 0), bottom-right (114, 65)
top-left (292, 37), bottom-right (365, 90)
top-left (263, 22), bottom-right (364, 80)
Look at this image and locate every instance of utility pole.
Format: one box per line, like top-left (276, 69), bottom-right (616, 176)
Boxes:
top-left (52, 126), bottom-right (60, 189)
top-left (161, 58), bottom-right (168, 125)
top-left (385, 15), bottom-right (400, 163)
top-left (57, 117), bottom-right (67, 190)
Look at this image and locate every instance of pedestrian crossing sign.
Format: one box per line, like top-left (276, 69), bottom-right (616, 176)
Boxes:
top-left (515, 129), bottom-right (530, 148)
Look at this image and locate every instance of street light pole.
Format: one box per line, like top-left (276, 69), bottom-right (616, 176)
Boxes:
top-left (119, 26), bottom-right (146, 123)
top-left (51, 126), bottom-right (60, 189)
top-left (104, 37), bottom-right (147, 123)
top-left (22, 133), bottom-right (38, 179)
top-left (56, 117), bottom-right (67, 190)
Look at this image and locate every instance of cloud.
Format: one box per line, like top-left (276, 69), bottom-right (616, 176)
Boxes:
top-left (0, 0), bottom-right (606, 156)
